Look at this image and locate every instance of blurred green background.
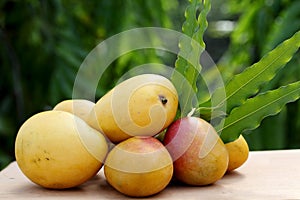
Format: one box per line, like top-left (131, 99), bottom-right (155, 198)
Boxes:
top-left (1, 0), bottom-right (299, 170)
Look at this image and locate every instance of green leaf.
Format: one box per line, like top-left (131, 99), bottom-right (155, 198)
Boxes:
top-left (175, 0), bottom-right (210, 87)
top-left (219, 81), bottom-right (300, 143)
top-left (172, 0), bottom-right (211, 116)
top-left (213, 30), bottom-right (300, 114)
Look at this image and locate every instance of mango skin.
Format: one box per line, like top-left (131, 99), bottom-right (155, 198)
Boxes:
top-left (53, 99), bottom-right (95, 122)
top-left (15, 110), bottom-right (108, 189)
top-left (87, 74), bottom-right (178, 143)
top-left (104, 137), bottom-right (173, 197)
top-left (163, 117), bottom-right (229, 186)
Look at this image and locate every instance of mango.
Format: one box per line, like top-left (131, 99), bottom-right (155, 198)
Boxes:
top-left (104, 137), bottom-right (173, 197)
top-left (87, 74), bottom-right (178, 143)
top-left (225, 134), bottom-right (249, 171)
top-left (15, 110), bottom-right (108, 189)
top-left (53, 99), bottom-right (95, 122)
top-left (163, 117), bottom-right (229, 185)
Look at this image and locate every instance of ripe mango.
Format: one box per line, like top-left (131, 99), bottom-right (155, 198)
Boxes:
top-left (104, 137), bottom-right (173, 197)
top-left (225, 134), bottom-right (249, 171)
top-left (53, 99), bottom-right (95, 122)
top-left (163, 117), bottom-right (229, 185)
top-left (87, 74), bottom-right (178, 143)
top-left (15, 110), bottom-right (108, 189)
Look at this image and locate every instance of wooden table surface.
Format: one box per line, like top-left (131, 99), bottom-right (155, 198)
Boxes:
top-left (1, 149), bottom-right (300, 199)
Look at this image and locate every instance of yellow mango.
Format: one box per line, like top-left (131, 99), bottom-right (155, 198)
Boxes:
top-left (53, 99), bottom-right (95, 122)
top-left (225, 134), bottom-right (249, 171)
top-left (15, 110), bottom-right (108, 189)
top-left (87, 74), bottom-right (178, 143)
top-left (104, 137), bottom-right (173, 197)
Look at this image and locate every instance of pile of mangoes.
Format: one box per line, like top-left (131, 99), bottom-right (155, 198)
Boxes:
top-left (15, 74), bottom-right (249, 197)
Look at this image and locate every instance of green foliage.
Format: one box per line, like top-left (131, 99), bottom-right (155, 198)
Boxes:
top-left (173, 0), bottom-right (210, 116)
top-left (220, 81), bottom-right (300, 142)
top-left (217, 0), bottom-right (300, 148)
top-left (202, 30), bottom-right (300, 120)
top-left (219, 0), bottom-right (300, 83)
top-left (215, 31), bottom-right (300, 143)
top-left (175, 1), bottom-right (300, 147)
top-left (221, 31), bottom-right (300, 113)
top-left (0, 0), bottom-right (176, 170)
top-left (176, 0), bottom-right (300, 146)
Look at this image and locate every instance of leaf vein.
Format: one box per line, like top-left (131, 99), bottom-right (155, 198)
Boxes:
top-left (221, 46), bottom-right (289, 106)
top-left (219, 86), bottom-right (300, 133)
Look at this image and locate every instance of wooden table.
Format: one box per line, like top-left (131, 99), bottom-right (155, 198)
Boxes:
top-left (1, 150), bottom-right (300, 199)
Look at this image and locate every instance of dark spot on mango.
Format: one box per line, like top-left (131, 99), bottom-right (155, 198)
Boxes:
top-left (159, 95), bottom-right (168, 105)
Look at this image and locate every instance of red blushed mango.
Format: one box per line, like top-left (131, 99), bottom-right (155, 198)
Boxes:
top-left (163, 117), bottom-right (229, 186)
